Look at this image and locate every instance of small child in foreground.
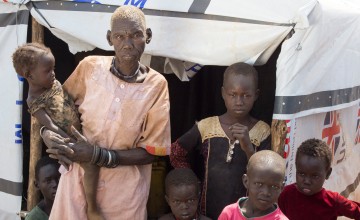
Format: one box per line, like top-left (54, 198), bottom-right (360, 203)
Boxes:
top-left (278, 138), bottom-right (360, 220)
top-left (25, 157), bottom-right (60, 220)
top-left (218, 150), bottom-right (288, 220)
top-left (12, 43), bottom-right (102, 220)
top-left (159, 168), bottom-right (211, 220)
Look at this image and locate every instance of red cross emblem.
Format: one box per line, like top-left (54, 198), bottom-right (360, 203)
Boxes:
top-left (322, 111), bottom-right (341, 155)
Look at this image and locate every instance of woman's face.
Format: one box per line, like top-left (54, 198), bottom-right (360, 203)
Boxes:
top-left (108, 18), bottom-right (146, 67)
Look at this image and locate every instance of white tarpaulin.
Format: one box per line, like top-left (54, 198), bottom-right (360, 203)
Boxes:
top-left (274, 0), bottom-right (360, 217)
top-left (26, 0), bottom-right (316, 66)
top-left (23, 0), bottom-right (316, 80)
top-left (274, 0), bottom-right (360, 119)
top-left (0, 2), bottom-right (28, 219)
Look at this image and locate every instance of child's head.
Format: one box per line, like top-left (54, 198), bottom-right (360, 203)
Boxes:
top-left (12, 43), bottom-right (55, 89)
top-left (222, 62), bottom-right (259, 118)
top-left (34, 157), bottom-right (60, 203)
top-left (165, 168), bottom-right (200, 220)
top-left (295, 138), bottom-right (332, 196)
top-left (242, 150), bottom-right (285, 216)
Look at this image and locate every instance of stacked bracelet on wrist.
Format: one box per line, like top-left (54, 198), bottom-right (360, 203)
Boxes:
top-left (39, 126), bottom-right (47, 137)
top-left (90, 145), bottom-right (120, 168)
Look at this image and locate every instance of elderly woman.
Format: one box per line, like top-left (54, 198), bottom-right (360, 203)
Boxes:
top-left (42, 5), bottom-right (170, 220)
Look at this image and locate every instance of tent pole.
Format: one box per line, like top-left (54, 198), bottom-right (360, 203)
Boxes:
top-left (271, 119), bottom-right (287, 157)
top-left (27, 16), bottom-right (44, 211)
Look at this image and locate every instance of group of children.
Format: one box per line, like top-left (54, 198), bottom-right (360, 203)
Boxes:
top-left (164, 139), bottom-right (360, 220)
top-left (26, 139), bottom-right (360, 220)
top-left (13, 42), bottom-right (360, 220)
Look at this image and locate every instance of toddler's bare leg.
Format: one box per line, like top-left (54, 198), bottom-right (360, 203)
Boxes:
top-left (81, 163), bottom-right (104, 220)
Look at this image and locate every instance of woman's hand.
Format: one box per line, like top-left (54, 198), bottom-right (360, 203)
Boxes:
top-left (41, 128), bottom-right (74, 170)
top-left (44, 126), bottom-right (93, 165)
top-left (229, 123), bottom-right (255, 159)
top-left (65, 126), bottom-right (93, 163)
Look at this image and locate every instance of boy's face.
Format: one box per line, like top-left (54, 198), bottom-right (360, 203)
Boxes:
top-left (165, 184), bottom-right (199, 220)
top-left (35, 164), bottom-right (60, 202)
top-left (29, 53), bottom-right (55, 89)
top-left (295, 153), bottom-right (332, 196)
top-left (222, 74), bottom-right (259, 119)
top-left (243, 166), bottom-right (284, 214)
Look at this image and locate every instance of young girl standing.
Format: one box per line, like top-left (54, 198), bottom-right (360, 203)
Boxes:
top-left (170, 62), bottom-right (271, 219)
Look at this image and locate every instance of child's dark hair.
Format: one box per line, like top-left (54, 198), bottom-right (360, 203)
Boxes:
top-left (165, 168), bottom-right (200, 195)
top-left (35, 156), bottom-right (59, 181)
top-left (12, 42), bottom-right (51, 78)
top-left (223, 62), bottom-right (258, 89)
top-left (296, 138), bottom-right (332, 170)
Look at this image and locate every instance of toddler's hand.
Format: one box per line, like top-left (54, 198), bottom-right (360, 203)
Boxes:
top-left (41, 128), bottom-right (74, 169)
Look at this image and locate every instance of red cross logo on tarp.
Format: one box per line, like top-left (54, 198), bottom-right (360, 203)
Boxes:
top-left (322, 111), bottom-right (341, 155)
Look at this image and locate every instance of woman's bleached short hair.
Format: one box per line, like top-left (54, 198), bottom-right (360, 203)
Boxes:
top-left (111, 5), bottom-right (146, 30)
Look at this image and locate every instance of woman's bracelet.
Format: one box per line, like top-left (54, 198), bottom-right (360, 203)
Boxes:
top-left (90, 145), bottom-right (120, 168)
top-left (39, 126), bottom-right (47, 137)
top-left (90, 145), bottom-right (100, 164)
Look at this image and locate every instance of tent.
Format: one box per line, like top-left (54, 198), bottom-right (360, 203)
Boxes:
top-left (1, 0), bottom-right (360, 219)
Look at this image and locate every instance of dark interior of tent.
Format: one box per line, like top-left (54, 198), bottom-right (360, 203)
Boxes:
top-left (21, 19), bottom-right (279, 218)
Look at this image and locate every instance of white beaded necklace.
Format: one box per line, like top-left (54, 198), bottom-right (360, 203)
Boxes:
top-left (226, 139), bottom-right (239, 163)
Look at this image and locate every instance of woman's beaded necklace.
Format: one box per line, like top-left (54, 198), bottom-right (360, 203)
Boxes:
top-left (111, 57), bottom-right (140, 79)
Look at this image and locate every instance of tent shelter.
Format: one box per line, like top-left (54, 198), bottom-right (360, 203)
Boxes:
top-left (1, 0), bottom-right (360, 219)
